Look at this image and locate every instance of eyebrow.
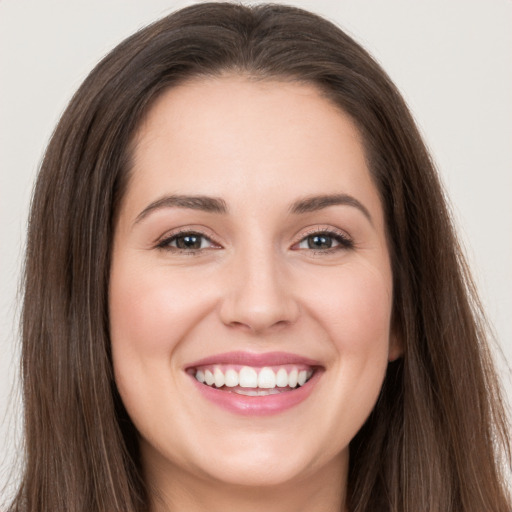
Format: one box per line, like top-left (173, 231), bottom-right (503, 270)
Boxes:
top-left (289, 194), bottom-right (373, 224)
top-left (134, 193), bottom-right (372, 225)
top-left (134, 195), bottom-right (228, 224)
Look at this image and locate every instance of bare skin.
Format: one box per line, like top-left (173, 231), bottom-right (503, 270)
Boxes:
top-left (145, 442), bottom-right (347, 512)
top-left (109, 76), bottom-right (397, 512)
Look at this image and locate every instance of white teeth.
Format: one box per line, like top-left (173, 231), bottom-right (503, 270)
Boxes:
top-left (193, 365), bottom-right (315, 390)
top-left (214, 367), bottom-right (225, 388)
top-left (258, 367), bottom-right (276, 388)
top-left (224, 368), bottom-right (239, 387)
top-left (205, 369), bottom-right (215, 386)
top-left (239, 366), bottom-right (258, 388)
top-left (236, 388), bottom-right (260, 396)
top-left (276, 368), bottom-right (288, 387)
top-left (234, 388), bottom-right (282, 396)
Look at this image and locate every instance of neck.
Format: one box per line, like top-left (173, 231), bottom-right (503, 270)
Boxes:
top-left (145, 451), bottom-right (349, 512)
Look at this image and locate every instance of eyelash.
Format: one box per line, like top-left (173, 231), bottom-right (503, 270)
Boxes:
top-left (155, 227), bottom-right (354, 254)
top-left (295, 227), bottom-right (354, 253)
top-left (156, 229), bottom-right (220, 255)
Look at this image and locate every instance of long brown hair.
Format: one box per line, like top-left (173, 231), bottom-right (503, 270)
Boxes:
top-left (8, 3), bottom-right (511, 511)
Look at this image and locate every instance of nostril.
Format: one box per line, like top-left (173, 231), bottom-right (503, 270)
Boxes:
top-left (225, 318), bottom-right (293, 333)
top-left (218, 273), bottom-right (300, 333)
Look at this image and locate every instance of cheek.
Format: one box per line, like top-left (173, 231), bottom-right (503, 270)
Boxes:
top-left (108, 261), bottom-right (222, 446)
top-left (109, 263), bottom-right (212, 357)
top-left (308, 261), bottom-right (392, 397)
top-left (108, 261), bottom-right (217, 417)
top-left (299, 263), bottom-right (393, 447)
top-left (305, 261), bottom-right (393, 353)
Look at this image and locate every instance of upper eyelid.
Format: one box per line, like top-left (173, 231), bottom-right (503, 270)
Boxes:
top-left (155, 233), bottom-right (221, 254)
top-left (291, 225), bottom-right (355, 253)
top-left (155, 225), bottom-right (352, 251)
top-left (163, 232), bottom-right (214, 244)
top-left (294, 225), bottom-right (352, 242)
top-left (155, 226), bottom-right (220, 246)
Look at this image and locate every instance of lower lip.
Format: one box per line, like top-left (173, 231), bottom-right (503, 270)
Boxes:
top-left (189, 370), bottom-right (322, 416)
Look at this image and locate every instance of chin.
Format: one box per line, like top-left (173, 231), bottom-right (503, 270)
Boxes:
top-left (198, 453), bottom-right (315, 488)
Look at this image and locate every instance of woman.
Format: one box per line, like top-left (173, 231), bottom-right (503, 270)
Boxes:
top-left (6, 3), bottom-right (511, 511)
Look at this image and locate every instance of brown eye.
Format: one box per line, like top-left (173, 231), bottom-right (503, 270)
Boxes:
top-left (174, 234), bottom-right (203, 249)
top-left (306, 234), bottom-right (333, 249)
top-left (296, 230), bottom-right (354, 251)
top-left (157, 231), bottom-right (218, 252)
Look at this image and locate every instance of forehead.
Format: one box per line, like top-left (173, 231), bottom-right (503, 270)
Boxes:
top-left (122, 75), bottom-right (383, 228)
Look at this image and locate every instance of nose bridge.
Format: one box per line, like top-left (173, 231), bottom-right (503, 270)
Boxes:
top-left (219, 235), bottom-right (299, 333)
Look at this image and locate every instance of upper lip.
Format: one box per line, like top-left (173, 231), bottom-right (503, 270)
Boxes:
top-left (185, 351), bottom-right (322, 369)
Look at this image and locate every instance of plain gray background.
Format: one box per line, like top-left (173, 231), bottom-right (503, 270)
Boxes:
top-left (1, 0), bottom-right (511, 500)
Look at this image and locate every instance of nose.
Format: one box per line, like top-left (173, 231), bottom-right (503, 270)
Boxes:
top-left (218, 247), bottom-right (300, 334)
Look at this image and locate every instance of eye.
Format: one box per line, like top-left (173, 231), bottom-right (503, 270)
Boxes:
top-left (157, 231), bottom-right (220, 252)
top-left (295, 230), bottom-right (353, 252)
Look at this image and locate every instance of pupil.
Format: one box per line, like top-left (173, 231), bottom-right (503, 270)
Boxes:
top-left (177, 235), bottom-right (201, 249)
top-left (308, 234), bottom-right (332, 249)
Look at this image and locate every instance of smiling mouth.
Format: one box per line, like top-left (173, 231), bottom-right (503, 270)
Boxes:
top-left (187, 364), bottom-right (316, 396)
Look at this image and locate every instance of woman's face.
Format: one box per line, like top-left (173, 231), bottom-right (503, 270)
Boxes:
top-left (110, 76), bottom-right (398, 490)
